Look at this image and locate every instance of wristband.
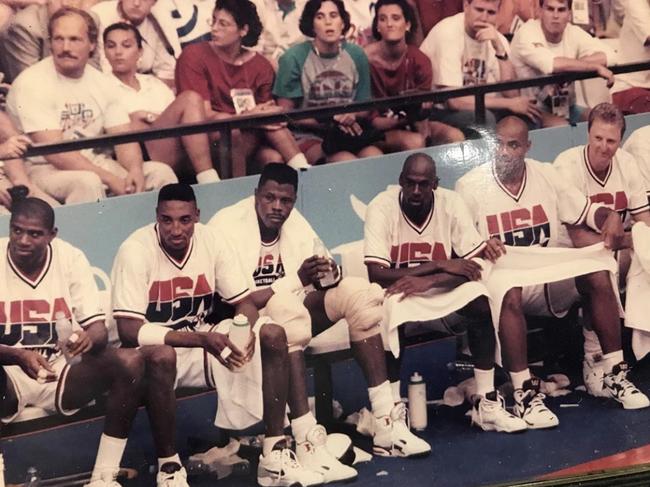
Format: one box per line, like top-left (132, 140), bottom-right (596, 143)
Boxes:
top-left (137, 323), bottom-right (170, 346)
top-left (495, 52), bottom-right (508, 61)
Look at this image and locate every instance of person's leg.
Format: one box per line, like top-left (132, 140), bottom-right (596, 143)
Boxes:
top-left (310, 277), bottom-right (431, 457)
top-left (27, 165), bottom-right (105, 204)
top-left (61, 348), bottom-right (144, 482)
top-left (379, 130), bottom-right (425, 153)
top-left (263, 128), bottom-right (310, 170)
top-left (425, 121), bottom-right (465, 145)
top-left (326, 151), bottom-right (357, 163)
top-left (357, 145), bottom-right (383, 159)
top-left (141, 161), bottom-right (178, 190)
top-left (145, 91), bottom-right (218, 182)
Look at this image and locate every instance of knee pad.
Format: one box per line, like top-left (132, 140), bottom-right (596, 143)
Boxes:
top-left (264, 291), bottom-right (312, 352)
top-left (324, 277), bottom-right (385, 341)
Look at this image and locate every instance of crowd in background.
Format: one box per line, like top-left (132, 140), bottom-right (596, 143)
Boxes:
top-left (0, 0), bottom-right (646, 212)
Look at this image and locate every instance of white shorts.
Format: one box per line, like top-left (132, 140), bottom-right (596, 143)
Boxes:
top-left (173, 322), bottom-right (217, 390)
top-left (521, 278), bottom-right (579, 318)
top-left (2, 353), bottom-right (79, 424)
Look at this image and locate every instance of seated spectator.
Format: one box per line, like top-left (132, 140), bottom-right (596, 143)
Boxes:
top-left (346, 0), bottom-right (378, 47)
top-left (0, 111), bottom-right (59, 212)
top-left (420, 0), bottom-right (542, 131)
top-left (91, 0), bottom-right (177, 87)
top-left (251, 0), bottom-right (308, 69)
top-left (0, 0), bottom-right (98, 32)
top-left (365, 0), bottom-right (464, 150)
top-left (165, 0), bottom-right (212, 48)
top-left (511, 0), bottom-right (615, 127)
top-left (104, 22), bottom-right (219, 184)
top-left (176, 0), bottom-right (310, 177)
top-left (413, 0), bottom-right (462, 38)
top-left (610, 0), bottom-right (650, 115)
top-left (274, 0), bottom-right (383, 163)
top-left (495, 0), bottom-right (536, 37)
top-left (6, 7), bottom-right (176, 204)
top-left (1, 0), bottom-right (100, 83)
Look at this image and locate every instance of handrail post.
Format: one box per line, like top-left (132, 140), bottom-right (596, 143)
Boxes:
top-left (474, 92), bottom-right (486, 125)
top-left (218, 126), bottom-right (232, 180)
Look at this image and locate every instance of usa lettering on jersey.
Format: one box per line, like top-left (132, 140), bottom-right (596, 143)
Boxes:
top-left (486, 204), bottom-right (551, 246)
top-left (253, 254), bottom-right (285, 287)
top-left (146, 274), bottom-right (215, 329)
top-left (0, 298), bottom-right (72, 354)
top-left (389, 241), bottom-right (448, 268)
top-left (589, 191), bottom-right (627, 216)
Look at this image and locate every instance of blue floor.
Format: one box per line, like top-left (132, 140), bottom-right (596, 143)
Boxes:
top-left (4, 338), bottom-right (650, 486)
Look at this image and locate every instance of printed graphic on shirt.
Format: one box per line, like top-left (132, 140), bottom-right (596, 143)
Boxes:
top-left (253, 238), bottom-right (285, 288)
top-left (486, 204), bottom-right (551, 246)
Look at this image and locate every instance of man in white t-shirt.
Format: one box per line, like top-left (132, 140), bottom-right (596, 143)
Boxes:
top-left (553, 103), bottom-right (650, 399)
top-left (420, 0), bottom-right (542, 129)
top-left (210, 164), bottom-right (431, 483)
top-left (92, 0), bottom-right (177, 87)
top-left (511, 0), bottom-right (615, 127)
top-left (0, 197), bottom-right (144, 487)
top-left (6, 7), bottom-right (177, 205)
top-left (611, 0), bottom-right (650, 115)
top-left (457, 116), bottom-right (649, 428)
top-left (364, 152), bottom-right (528, 433)
top-left (112, 183), bottom-right (321, 487)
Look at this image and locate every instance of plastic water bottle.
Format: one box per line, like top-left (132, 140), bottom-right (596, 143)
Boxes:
top-left (0, 454), bottom-right (5, 487)
top-left (313, 238), bottom-right (338, 289)
top-left (55, 312), bottom-right (81, 365)
top-left (24, 466), bottom-right (40, 487)
top-left (228, 314), bottom-right (250, 373)
top-left (407, 372), bottom-right (427, 431)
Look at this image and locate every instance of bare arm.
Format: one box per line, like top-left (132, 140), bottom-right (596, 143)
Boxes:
top-left (106, 122), bottom-right (145, 194)
top-left (366, 261), bottom-right (442, 288)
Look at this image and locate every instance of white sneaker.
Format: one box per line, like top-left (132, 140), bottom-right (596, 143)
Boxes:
top-left (603, 362), bottom-right (650, 410)
top-left (373, 403), bottom-right (431, 458)
top-left (513, 378), bottom-right (559, 429)
top-left (157, 463), bottom-right (189, 487)
top-left (583, 354), bottom-right (609, 398)
top-left (471, 391), bottom-right (527, 433)
top-left (257, 446), bottom-right (324, 487)
top-left (296, 425), bottom-right (357, 483)
top-left (84, 470), bottom-right (121, 487)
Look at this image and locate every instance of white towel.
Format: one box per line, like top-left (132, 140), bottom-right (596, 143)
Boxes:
top-left (626, 223), bottom-right (650, 359)
top-left (210, 317), bottom-right (271, 430)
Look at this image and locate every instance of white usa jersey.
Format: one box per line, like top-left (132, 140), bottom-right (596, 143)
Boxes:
top-left (111, 223), bottom-right (250, 330)
top-left (553, 145), bottom-right (649, 219)
top-left (252, 237), bottom-right (285, 289)
top-left (0, 238), bottom-right (104, 359)
top-left (455, 159), bottom-right (592, 247)
top-left (364, 185), bottom-right (486, 268)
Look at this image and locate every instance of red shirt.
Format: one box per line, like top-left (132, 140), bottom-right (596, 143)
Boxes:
top-left (415, 0), bottom-right (463, 37)
top-left (369, 45), bottom-right (432, 97)
top-left (175, 42), bottom-right (274, 114)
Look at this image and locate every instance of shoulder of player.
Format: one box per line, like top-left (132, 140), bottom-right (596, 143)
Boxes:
top-left (434, 186), bottom-right (466, 209)
top-left (456, 163), bottom-right (491, 189)
top-left (208, 196), bottom-right (254, 227)
top-left (50, 238), bottom-right (91, 265)
top-left (116, 224), bottom-right (156, 255)
top-left (553, 145), bottom-right (584, 166)
top-left (615, 147), bottom-right (643, 174)
top-left (367, 185), bottom-right (400, 212)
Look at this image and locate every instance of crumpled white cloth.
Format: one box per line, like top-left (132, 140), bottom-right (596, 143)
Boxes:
top-left (383, 244), bottom-right (618, 362)
top-left (626, 223), bottom-right (650, 359)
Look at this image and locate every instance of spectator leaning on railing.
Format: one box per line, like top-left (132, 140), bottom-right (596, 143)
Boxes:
top-left (274, 0), bottom-right (384, 164)
top-left (176, 0), bottom-right (310, 178)
top-left (104, 21), bottom-right (220, 184)
top-left (420, 0), bottom-right (542, 131)
top-left (6, 7), bottom-right (177, 205)
top-left (510, 0), bottom-right (615, 128)
top-left (364, 0), bottom-right (464, 151)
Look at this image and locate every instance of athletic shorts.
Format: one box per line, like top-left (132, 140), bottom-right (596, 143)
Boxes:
top-left (521, 278), bottom-right (579, 318)
top-left (2, 353), bottom-right (80, 424)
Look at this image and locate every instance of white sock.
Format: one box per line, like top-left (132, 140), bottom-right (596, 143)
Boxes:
top-left (473, 367), bottom-right (494, 397)
top-left (287, 153), bottom-right (310, 170)
top-left (601, 350), bottom-right (624, 374)
top-left (291, 412), bottom-right (317, 444)
top-left (390, 380), bottom-right (401, 403)
top-left (91, 434), bottom-right (127, 480)
top-left (196, 168), bottom-right (220, 184)
top-left (583, 328), bottom-right (603, 360)
top-left (262, 435), bottom-right (285, 457)
top-left (368, 380), bottom-right (393, 418)
top-left (158, 454), bottom-right (181, 471)
top-left (510, 369), bottom-right (531, 390)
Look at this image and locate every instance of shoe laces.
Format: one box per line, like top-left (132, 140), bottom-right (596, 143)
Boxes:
top-left (528, 391), bottom-right (550, 412)
top-left (608, 368), bottom-right (638, 396)
top-left (391, 402), bottom-right (409, 425)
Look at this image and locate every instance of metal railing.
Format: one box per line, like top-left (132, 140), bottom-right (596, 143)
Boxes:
top-left (18, 60), bottom-right (650, 179)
